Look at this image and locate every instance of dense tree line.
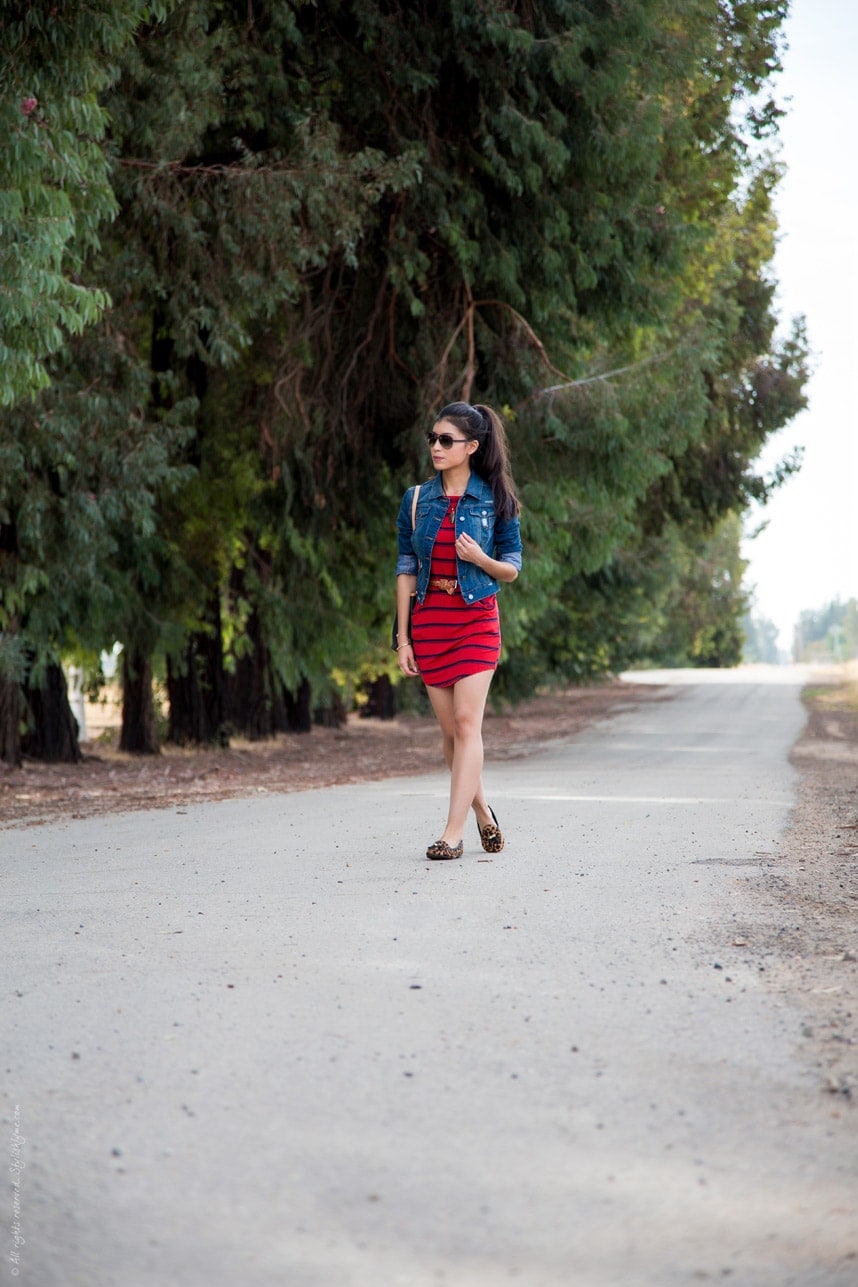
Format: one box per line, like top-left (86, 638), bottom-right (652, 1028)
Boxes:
top-left (0, 1), bottom-right (808, 763)
top-left (793, 599), bottom-right (858, 663)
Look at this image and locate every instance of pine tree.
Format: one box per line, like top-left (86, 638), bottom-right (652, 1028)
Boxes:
top-left (0, 2), bottom-right (171, 762)
top-left (0, 1), bottom-right (808, 760)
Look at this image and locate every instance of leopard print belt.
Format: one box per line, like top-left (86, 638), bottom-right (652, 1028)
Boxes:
top-left (428, 577), bottom-right (459, 595)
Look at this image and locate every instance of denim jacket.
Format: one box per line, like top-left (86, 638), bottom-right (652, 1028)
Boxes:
top-left (395, 471), bottom-right (523, 604)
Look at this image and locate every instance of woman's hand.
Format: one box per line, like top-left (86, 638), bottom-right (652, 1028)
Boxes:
top-left (454, 532), bottom-right (486, 566)
top-left (397, 643), bottom-right (420, 677)
top-left (455, 532), bottom-right (518, 583)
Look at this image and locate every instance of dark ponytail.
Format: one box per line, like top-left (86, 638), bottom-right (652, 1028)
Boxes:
top-left (434, 401), bottom-right (520, 520)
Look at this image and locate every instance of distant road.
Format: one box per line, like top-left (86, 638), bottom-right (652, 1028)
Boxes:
top-left (2, 668), bottom-right (855, 1286)
top-left (622, 662), bottom-right (818, 684)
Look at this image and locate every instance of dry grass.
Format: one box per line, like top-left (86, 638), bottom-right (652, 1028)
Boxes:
top-left (804, 660), bottom-right (858, 716)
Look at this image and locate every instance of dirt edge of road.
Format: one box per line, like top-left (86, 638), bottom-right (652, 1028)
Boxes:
top-left (1, 680), bottom-right (670, 830)
top-left (743, 670), bottom-right (858, 1100)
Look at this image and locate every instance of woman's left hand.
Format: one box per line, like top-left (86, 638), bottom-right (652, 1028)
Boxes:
top-left (454, 532), bottom-right (485, 566)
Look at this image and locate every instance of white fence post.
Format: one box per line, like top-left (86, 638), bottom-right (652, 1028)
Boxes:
top-left (67, 665), bottom-right (88, 741)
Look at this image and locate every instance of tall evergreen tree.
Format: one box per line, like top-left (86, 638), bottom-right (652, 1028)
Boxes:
top-left (0, 1), bottom-right (808, 760)
top-left (0, 1), bottom-right (171, 763)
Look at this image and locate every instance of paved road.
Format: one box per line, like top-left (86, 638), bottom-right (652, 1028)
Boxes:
top-left (2, 670), bottom-right (856, 1286)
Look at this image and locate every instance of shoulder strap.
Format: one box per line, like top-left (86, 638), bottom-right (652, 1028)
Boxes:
top-left (411, 484), bottom-right (420, 529)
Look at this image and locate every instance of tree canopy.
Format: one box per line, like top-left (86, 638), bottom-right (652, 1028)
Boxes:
top-left (0, 0), bottom-right (808, 761)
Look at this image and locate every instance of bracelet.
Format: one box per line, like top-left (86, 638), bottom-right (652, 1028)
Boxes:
top-left (396, 641), bottom-right (411, 649)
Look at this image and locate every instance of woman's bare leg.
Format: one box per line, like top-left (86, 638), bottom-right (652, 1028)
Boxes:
top-left (425, 670), bottom-right (495, 843)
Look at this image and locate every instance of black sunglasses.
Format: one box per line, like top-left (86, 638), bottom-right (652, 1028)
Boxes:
top-left (426, 431), bottom-right (471, 449)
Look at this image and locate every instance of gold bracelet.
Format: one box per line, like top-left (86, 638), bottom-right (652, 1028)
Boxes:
top-left (396, 641), bottom-right (411, 649)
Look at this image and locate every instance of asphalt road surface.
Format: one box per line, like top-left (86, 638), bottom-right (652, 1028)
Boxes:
top-left (2, 669), bottom-right (856, 1286)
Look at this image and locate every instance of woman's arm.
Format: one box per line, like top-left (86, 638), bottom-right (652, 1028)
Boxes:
top-left (396, 573), bottom-right (419, 676)
top-left (455, 534), bottom-right (519, 582)
top-left (395, 486), bottom-right (419, 576)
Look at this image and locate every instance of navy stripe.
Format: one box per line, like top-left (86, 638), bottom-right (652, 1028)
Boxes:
top-left (415, 632), bottom-right (501, 649)
top-left (415, 617), bottom-right (498, 629)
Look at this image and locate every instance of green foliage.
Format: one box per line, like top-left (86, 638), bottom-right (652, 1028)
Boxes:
top-left (641, 514), bottom-right (750, 669)
top-left (0, 324), bottom-right (194, 666)
top-left (0, 2), bottom-right (170, 407)
top-left (793, 599), bottom-right (858, 663)
top-left (0, 0), bottom-right (810, 755)
top-left (500, 511), bottom-right (751, 692)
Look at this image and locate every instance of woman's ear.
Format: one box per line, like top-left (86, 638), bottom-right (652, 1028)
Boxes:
top-left (466, 439), bottom-right (478, 455)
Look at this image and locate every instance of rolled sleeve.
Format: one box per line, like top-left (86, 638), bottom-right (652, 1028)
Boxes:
top-left (395, 486), bottom-right (419, 576)
top-left (494, 514), bottom-right (523, 571)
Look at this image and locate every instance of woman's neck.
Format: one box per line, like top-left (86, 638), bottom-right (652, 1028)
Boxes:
top-left (440, 465), bottom-right (471, 495)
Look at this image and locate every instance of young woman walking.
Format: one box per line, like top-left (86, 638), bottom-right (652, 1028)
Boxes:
top-left (394, 401), bottom-right (522, 860)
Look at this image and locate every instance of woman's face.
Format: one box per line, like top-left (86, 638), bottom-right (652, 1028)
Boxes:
top-left (428, 418), bottom-right (475, 470)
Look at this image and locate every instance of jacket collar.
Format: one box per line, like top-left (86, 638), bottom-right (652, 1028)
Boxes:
top-left (422, 471), bottom-right (492, 501)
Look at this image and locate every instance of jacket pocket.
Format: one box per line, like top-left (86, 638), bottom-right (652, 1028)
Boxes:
top-left (463, 502), bottom-right (495, 547)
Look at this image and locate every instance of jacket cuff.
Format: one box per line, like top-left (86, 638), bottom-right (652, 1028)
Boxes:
top-left (499, 551), bottom-right (522, 572)
top-left (396, 554), bottom-right (418, 576)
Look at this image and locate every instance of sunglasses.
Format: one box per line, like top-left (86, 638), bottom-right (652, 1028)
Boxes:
top-left (425, 431), bottom-right (471, 449)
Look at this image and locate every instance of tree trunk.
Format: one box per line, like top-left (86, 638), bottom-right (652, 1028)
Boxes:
top-left (313, 692), bottom-right (347, 728)
top-left (0, 675), bottom-right (21, 767)
top-left (120, 648), bottom-right (160, 754)
top-left (270, 679), bottom-right (291, 734)
top-left (283, 677), bottom-right (312, 733)
top-left (21, 662), bottom-right (82, 762)
top-left (360, 675), bottom-right (397, 720)
top-left (224, 609), bottom-right (276, 741)
top-left (167, 600), bottom-right (229, 747)
top-left (0, 529), bottom-right (23, 765)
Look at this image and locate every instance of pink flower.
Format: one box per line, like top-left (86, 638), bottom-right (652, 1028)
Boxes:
top-left (20, 97), bottom-right (38, 116)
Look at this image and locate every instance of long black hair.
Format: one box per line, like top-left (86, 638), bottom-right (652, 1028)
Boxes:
top-left (434, 402), bottom-right (520, 520)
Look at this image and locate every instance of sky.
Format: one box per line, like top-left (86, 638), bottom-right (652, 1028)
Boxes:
top-left (740, 0), bottom-right (858, 653)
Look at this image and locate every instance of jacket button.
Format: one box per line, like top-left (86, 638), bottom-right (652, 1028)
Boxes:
top-left (468, 593), bottom-right (474, 600)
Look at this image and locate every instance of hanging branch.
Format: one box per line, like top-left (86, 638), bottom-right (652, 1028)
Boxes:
top-left (432, 288), bottom-right (473, 405)
top-left (534, 349), bottom-right (675, 398)
top-left (430, 289), bottom-right (679, 410)
top-left (461, 283), bottom-right (477, 403)
top-left (430, 292), bottom-right (577, 407)
top-left (387, 288), bottom-right (418, 383)
top-left (473, 298), bottom-right (575, 386)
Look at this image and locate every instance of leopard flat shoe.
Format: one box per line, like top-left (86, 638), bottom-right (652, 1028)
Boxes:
top-left (478, 807), bottom-right (504, 854)
top-left (426, 838), bottom-right (464, 861)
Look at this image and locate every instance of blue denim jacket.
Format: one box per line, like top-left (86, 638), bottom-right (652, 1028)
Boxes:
top-left (396, 472), bottom-right (523, 604)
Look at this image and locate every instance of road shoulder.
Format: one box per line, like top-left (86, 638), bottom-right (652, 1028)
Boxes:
top-left (747, 670), bottom-right (858, 1098)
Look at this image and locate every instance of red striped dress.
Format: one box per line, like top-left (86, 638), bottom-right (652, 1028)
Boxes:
top-left (411, 496), bottom-right (501, 688)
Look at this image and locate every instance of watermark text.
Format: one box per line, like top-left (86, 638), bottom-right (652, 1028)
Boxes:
top-left (7, 1105), bottom-right (25, 1278)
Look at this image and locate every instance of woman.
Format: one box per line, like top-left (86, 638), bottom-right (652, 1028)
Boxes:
top-left (395, 401), bottom-right (522, 860)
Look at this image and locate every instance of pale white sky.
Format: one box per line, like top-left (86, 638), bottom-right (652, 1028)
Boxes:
top-left (741, 0), bottom-right (858, 652)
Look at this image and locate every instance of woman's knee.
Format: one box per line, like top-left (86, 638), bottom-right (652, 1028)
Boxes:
top-left (452, 710), bottom-right (482, 742)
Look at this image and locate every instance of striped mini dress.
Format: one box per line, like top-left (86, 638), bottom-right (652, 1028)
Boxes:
top-left (411, 496), bottom-right (501, 688)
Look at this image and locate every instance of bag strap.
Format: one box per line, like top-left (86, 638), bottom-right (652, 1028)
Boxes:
top-left (411, 484), bottom-right (420, 529)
